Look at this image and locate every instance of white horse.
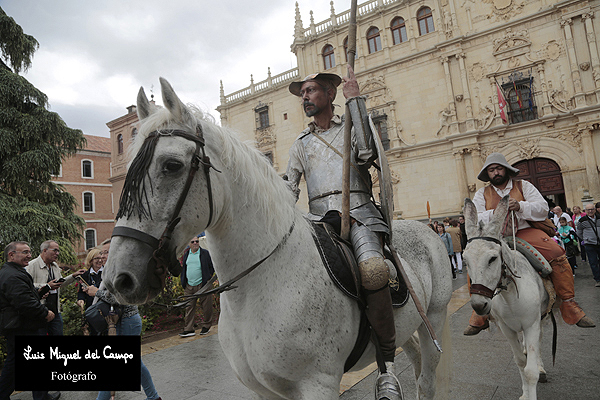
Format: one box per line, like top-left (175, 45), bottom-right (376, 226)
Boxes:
top-left (102, 78), bottom-right (452, 400)
top-left (462, 196), bottom-right (549, 400)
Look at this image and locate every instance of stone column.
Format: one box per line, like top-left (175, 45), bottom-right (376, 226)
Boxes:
top-left (561, 18), bottom-right (586, 108)
top-left (441, 56), bottom-right (459, 134)
top-left (581, 127), bottom-right (600, 199)
top-left (471, 146), bottom-right (485, 191)
top-left (536, 63), bottom-right (552, 116)
top-left (456, 53), bottom-right (475, 130)
top-left (454, 150), bottom-right (470, 203)
top-left (582, 12), bottom-right (600, 102)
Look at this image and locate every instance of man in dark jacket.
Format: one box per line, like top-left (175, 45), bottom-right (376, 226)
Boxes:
top-left (576, 204), bottom-right (600, 287)
top-left (179, 236), bottom-right (215, 337)
top-left (0, 242), bottom-right (57, 400)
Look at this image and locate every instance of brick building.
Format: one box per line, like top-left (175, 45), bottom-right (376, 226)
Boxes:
top-left (52, 134), bottom-right (114, 258)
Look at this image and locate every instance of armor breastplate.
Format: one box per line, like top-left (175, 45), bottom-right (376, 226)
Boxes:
top-left (301, 122), bottom-right (372, 217)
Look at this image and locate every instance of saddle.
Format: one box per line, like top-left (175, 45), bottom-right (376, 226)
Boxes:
top-left (503, 236), bottom-right (552, 278)
top-left (310, 221), bottom-right (409, 372)
top-left (503, 236), bottom-right (556, 316)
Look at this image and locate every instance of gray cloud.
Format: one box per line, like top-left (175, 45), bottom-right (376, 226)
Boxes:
top-left (2, 0), bottom-right (331, 136)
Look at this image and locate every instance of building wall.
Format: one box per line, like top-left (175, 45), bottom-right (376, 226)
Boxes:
top-left (107, 106), bottom-right (141, 212)
top-left (53, 136), bottom-right (114, 258)
top-left (216, 0), bottom-right (600, 221)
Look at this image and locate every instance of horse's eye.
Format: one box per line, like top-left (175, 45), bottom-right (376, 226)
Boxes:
top-left (489, 256), bottom-right (498, 265)
top-left (163, 161), bottom-right (183, 173)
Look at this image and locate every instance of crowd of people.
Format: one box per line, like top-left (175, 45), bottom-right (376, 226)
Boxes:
top-left (0, 234), bottom-right (216, 400)
top-left (427, 196), bottom-right (600, 289)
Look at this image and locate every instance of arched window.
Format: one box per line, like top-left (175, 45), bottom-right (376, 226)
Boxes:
top-left (391, 17), bottom-right (408, 44)
top-left (82, 159), bottom-right (93, 178)
top-left (85, 229), bottom-right (97, 250)
top-left (323, 45), bottom-right (336, 70)
top-left (117, 134), bottom-right (123, 154)
top-left (367, 27), bottom-right (382, 54)
top-left (131, 128), bottom-right (138, 140)
top-left (83, 191), bottom-right (95, 213)
top-left (417, 7), bottom-right (435, 36)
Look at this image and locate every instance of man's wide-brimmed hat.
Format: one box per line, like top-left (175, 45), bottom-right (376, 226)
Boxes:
top-left (477, 152), bottom-right (520, 182)
top-left (289, 72), bottom-right (342, 97)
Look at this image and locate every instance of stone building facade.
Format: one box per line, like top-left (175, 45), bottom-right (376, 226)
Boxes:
top-left (52, 135), bottom-right (114, 258)
top-left (216, 0), bottom-right (600, 221)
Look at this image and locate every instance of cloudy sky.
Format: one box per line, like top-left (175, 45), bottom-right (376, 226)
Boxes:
top-left (3, 0), bottom-right (336, 137)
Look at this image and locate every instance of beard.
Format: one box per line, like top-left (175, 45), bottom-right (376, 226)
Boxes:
top-left (304, 101), bottom-right (321, 117)
top-left (490, 173), bottom-right (509, 186)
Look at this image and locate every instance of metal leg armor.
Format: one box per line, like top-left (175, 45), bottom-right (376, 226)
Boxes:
top-left (351, 223), bottom-right (402, 400)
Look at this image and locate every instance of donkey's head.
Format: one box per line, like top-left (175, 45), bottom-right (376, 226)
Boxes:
top-left (462, 195), bottom-right (513, 315)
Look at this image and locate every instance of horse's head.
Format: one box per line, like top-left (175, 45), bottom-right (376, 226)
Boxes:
top-left (103, 78), bottom-right (222, 304)
top-left (462, 195), bottom-right (513, 315)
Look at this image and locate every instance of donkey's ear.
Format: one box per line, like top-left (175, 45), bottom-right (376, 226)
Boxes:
top-left (485, 195), bottom-right (509, 237)
top-left (463, 198), bottom-right (480, 240)
top-left (159, 77), bottom-right (195, 128)
top-left (137, 87), bottom-right (153, 120)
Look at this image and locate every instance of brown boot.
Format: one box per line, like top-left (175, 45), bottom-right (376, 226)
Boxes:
top-left (365, 286), bottom-right (396, 363)
top-left (550, 255), bottom-right (595, 327)
top-left (464, 310), bottom-right (490, 336)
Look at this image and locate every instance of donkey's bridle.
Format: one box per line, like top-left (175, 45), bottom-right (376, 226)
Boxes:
top-left (112, 125), bottom-right (220, 289)
top-left (466, 236), bottom-right (519, 299)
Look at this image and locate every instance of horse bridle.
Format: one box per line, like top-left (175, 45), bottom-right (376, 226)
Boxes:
top-left (112, 125), bottom-right (220, 289)
top-left (466, 236), bottom-right (520, 299)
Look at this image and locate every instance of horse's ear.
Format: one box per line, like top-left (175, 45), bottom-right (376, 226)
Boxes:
top-left (159, 77), bottom-right (195, 127)
top-left (137, 87), bottom-right (153, 120)
top-left (463, 198), bottom-right (479, 239)
top-left (485, 195), bottom-right (509, 237)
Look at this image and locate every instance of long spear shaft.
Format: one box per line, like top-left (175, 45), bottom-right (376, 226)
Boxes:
top-left (341, 0), bottom-right (358, 241)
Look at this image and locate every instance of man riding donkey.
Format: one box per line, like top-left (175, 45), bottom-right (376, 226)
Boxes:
top-left (284, 66), bottom-right (402, 399)
top-left (464, 153), bottom-right (595, 335)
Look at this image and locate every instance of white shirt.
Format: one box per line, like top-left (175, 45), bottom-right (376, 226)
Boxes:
top-left (552, 212), bottom-right (572, 227)
top-left (472, 179), bottom-right (549, 231)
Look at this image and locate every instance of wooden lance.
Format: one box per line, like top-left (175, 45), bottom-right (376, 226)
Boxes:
top-left (340, 0), bottom-right (358, 241)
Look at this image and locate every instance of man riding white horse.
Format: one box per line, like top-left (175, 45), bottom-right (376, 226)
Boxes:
top-left (284, 67), bottom-right (401, 399)
top-left (464, 152), bottom-right (595, 335)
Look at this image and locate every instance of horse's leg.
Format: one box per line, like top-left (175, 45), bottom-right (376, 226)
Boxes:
top-left (537, 325), bottom-right (547, 383)
top-left (414, 308), bottom-right (446, 400)
top-left (496, 321), bottom-right (530, 400)
top-left (521, 323), bottom-right (542, 400)
top-left (401, 333), bottom-right (422, 382)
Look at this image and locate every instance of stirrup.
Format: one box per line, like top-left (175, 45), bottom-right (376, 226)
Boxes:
top-left (375, 371), bottom-right (403, 400)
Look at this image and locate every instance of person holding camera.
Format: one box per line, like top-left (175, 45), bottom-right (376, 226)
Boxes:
top-left (25, 240), bottom-right (84, 336)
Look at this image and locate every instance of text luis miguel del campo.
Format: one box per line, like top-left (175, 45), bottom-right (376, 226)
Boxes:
top-left (16, 336), bottom-right (141, 391)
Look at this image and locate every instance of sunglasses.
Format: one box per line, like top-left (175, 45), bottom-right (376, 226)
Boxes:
top-left (190, 240), bottom-right (199, 244)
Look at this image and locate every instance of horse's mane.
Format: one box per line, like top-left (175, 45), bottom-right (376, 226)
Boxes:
top-left (120, 105), bottom-right (302, 240)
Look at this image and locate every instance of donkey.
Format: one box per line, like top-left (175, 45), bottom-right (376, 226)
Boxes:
top-left (462, 196), bottom-right (549, 400)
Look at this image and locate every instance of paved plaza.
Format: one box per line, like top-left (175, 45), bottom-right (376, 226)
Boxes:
top-left (10, 259), bottom-right (600, 399)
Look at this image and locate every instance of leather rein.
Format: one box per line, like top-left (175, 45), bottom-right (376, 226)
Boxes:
top-left (466, 236), bottom-right (520, 299)
top-left (112, 125), bottom-right (220, 290)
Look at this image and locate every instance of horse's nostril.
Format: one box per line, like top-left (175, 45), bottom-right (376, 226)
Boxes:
top-left (114, 273), bottom-right (135, 293)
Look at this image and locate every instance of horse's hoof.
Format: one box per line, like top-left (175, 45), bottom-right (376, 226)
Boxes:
top-left (375, 372), bottom-right (403, 400)
top-left (539, 371), bottom-right (547, 383)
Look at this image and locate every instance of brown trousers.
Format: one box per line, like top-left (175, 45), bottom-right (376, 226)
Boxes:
top-left (183, 284), bottom-right (214, 332)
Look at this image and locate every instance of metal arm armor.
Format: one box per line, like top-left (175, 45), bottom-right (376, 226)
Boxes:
top-left (346, 96), bottom-right (376, 164)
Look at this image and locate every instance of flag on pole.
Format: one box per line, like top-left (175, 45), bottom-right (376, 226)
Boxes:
top-left (512, 78), bottom-right (523, 109)
top-left (496, 84), bottom-right (508, 123)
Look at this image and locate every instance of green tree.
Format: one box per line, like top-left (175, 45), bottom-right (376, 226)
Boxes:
top-left (0, 7), bottom-right (86, 264)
